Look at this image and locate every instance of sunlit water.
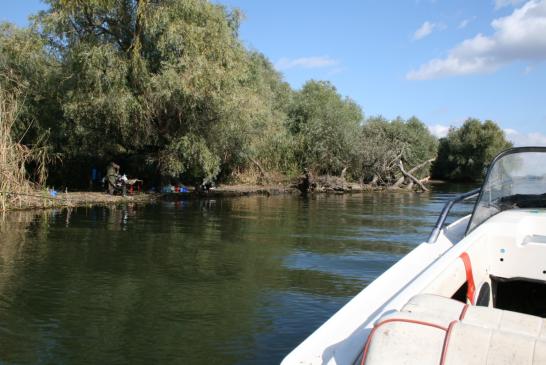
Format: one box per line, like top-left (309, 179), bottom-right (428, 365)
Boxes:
top-left (0, 185), bottom-right (475, 364)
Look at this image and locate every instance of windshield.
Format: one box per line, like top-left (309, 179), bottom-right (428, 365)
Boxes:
top-left (467, 148), bottom-right (546, 233)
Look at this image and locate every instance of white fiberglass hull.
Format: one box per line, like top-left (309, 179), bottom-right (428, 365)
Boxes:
top-left (282, 209), bottom-right (546, 365)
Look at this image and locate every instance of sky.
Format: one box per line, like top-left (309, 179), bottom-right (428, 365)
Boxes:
top-left (2, 0), bottom-right (546, 145)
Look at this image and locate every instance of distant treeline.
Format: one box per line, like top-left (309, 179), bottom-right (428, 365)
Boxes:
top-left (0, 0), bottom-right (511, 189)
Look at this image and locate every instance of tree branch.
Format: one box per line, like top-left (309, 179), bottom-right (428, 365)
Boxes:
top-left (248, 156), bottom-right (269, 184)
top-left (397, 160), bottom-right (429, 192)
top-left (392, 158), bottom-right (434, 188)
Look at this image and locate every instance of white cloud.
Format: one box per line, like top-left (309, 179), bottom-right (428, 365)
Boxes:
top-left (414, 21), bottom-right (434, 40)
top-left (495, 0), bottom-right (526, 9)
top-left (413, 21), bottom-right (444, 40)
top-left (275, 56), bottom-right (339, 71)
top-left (407, 0), bottom-right (546, 80)
top-left (504, 128), bottom-right (546, 146)
top-left (458, 16), bottom-right (476, 29)
top-left (428, 124), bottom-right (450, 138)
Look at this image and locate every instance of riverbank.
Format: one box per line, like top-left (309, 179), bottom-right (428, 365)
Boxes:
top-left (164, 182), bottom-right (381, 199)
top-left (2, 186), bottom-right (293, 211)
top-left (1, 181), bottom-right (436, 212)
top-left (2, 191), bottom-right (160, 211)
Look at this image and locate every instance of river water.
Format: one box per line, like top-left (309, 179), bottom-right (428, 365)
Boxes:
top-left (0, 185), bottom-right (475, 364)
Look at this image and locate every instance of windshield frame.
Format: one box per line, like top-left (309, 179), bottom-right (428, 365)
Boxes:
top-left (465, 146), bottom-right (546, 235)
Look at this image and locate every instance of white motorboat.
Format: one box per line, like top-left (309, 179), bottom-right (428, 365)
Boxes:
top-left (282, 147), bottom-right (546, 365)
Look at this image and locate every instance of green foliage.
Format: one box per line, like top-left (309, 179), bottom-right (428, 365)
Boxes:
top-left (158, 134), bottom-right (220, 183)
top-left (0, 23), bottom-right (62, 144)
top-left (33, 0), bottom-right (258, 180)
top-left (220, 51), bottom-right (297, 178)
top-left (0, 1), bottom-right (515, 188)
top-left (288, 80), bottom-right (363, 175)
top-left (432, 118), bottom-right (513, 181)
top-left (355, 116), bottom-right (437, 184)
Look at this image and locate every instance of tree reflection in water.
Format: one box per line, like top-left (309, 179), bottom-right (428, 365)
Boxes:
top-left (0, 187), bottom-right (474, 364)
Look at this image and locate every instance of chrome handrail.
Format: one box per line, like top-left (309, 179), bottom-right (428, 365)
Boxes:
top-left (427, 188), bottom-right (481, 243)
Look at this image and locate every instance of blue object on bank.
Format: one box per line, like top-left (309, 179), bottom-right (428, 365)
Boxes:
top-left (49, 189), bottom-right (58, 197)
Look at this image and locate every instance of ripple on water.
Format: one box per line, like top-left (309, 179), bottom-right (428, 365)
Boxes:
top-left (0, 185), bottom-right (477, 364)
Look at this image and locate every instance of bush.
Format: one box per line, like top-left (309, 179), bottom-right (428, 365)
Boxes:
top-left (432, 118), bottom-right (512, 182)
top-left (355, 116), bottom-right (437, 184)
top-left (288, 80), bottom-right (363, 176)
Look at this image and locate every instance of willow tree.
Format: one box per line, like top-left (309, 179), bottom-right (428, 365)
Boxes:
top-left (34, 0), bottom-right (265, 183)
top-left (0, 23), bottom-right (62, 147)
top-left (356, 116), bottom-right (438, 186)
top-left (239, 52), bottom-right (296, 180)
top-left (432, 119), bottom-right (512, 181)
top-left (288, 80), bottom-right (363, 176)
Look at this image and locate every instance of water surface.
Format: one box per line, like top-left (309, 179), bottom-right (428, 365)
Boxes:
top-left (0, 186), bottom-right (474, 364)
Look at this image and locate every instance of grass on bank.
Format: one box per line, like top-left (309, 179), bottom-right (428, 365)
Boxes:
top-left (0, 82), bottom-right (57, 211)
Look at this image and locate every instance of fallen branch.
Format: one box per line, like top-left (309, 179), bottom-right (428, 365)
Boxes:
top-left (248, 157), bottom-right (269, 185)
top-left (392, 158), bottom-right (435, 188)
top-left (398, 160), bottom-right (429, 192)
top-left (340, 166), bottom-right (348, 179)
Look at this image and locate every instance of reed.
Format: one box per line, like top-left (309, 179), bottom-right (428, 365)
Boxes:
top-left (0, 81), bottom-right (54, 211)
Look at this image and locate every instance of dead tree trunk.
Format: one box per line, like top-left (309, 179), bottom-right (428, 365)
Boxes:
top-left (398, 160), bottom-right (429, 192)
top-left (392, 176), bottom-right (407, 189)
top-left (248, 157), bottom-right (268, 185)
top-left (392, 159), bottom-right (435, 189)
top-left (340, 166), bottom-right (348, 179)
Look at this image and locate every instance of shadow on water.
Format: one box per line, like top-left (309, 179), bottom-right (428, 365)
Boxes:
top-left (0, 184), bottom-right (476, 364)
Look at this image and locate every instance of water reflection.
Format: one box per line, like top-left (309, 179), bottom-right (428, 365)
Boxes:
top-left (0, 186), bottom-right (475, 364)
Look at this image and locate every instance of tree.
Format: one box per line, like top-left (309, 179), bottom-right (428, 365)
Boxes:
top-left (288, 80), bottom-right (363, 176)
top-left (239, 52), bottom-right (297, 179)
top-left (3, 0), bottom-right (496, 190)
top-left (31, 0), bottom-right (265, 183)
top-left (0, 23), bottom-right (62, 146)
top-left (432, 118), bottom-right (512, 181)
top-left (355, 116), bottom-right (437, 186)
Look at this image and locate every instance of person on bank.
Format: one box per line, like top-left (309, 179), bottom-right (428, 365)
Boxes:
top-left (106, 162), bottom-right (120, 195)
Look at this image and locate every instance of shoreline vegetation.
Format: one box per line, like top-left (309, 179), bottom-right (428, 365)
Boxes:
top-left (2, 180), bottom-right (454, 212)
top-left (0, 1), bottom-right (512, 212)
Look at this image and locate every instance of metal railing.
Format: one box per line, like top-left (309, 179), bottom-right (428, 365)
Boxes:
top-left (427, 188), bottom-right (481, 243)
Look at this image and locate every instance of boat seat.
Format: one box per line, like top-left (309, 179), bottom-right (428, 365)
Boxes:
top-left (402, 293), bottom-right (546, 339)
top-left (362, 295), bottom-right (546, 364)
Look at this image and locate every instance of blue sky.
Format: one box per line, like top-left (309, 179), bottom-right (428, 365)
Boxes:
top-left (3, 0), bottom-right (546, 145)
